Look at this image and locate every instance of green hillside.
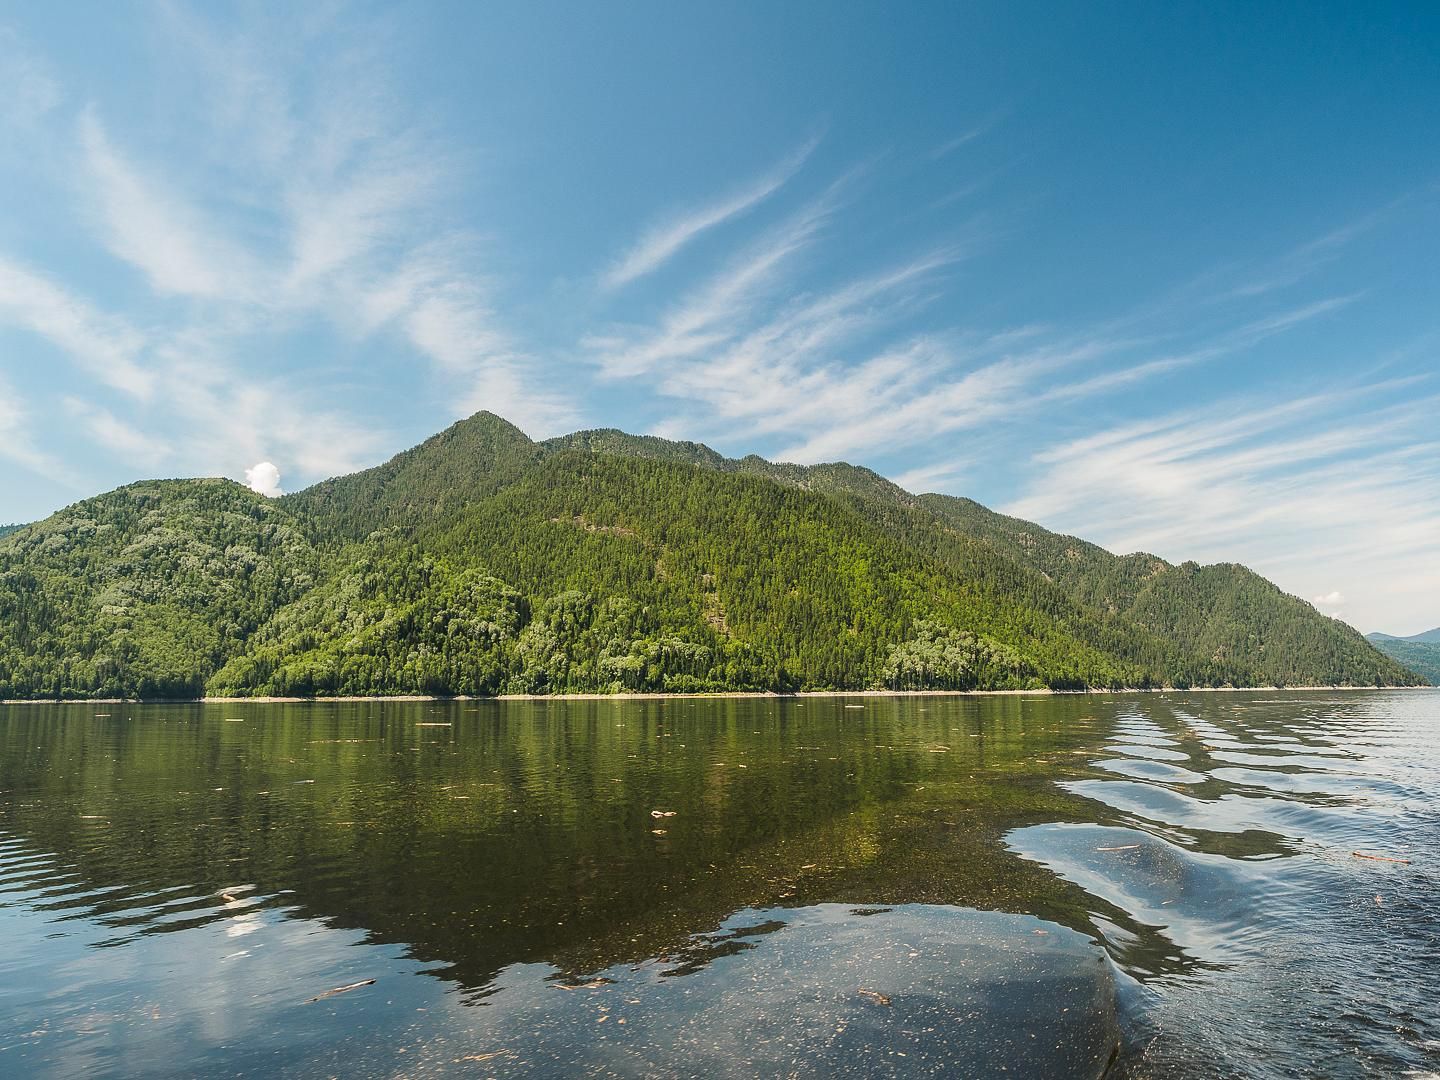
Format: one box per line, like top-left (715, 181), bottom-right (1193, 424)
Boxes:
top-left (0, 480), bottom-right (315, 698)
top-left (918, 496), bottom-right (1399, 688)
top-left (0, 412), bottom-right (1420, 699)
top-left (1366, 635), bottom-right (1440, 685)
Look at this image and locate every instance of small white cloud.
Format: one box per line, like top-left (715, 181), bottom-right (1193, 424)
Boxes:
top-left (1311, 591), bottom-right (1345, 616)
top-left (244, 461), bottom-right (282, 497)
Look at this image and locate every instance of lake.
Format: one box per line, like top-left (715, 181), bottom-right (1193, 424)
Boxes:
top-left (1, 691), bottom-right (1436, 1077)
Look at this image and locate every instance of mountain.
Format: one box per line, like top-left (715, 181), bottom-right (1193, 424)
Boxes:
top-left (1365, 633), bottom-right (1440, 685)
top-left (0, 524), bottom-right (21, 539)
top-left (1369, 627), bottom-right (1440, 644)
top-left (0, 411), bottom-right (1420, 700)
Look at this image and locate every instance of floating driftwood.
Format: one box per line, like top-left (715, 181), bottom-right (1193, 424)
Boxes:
top-left (1352, 851), bottom-right (1411, 864)
top-left (306, 979), bottom-right (376, 1003)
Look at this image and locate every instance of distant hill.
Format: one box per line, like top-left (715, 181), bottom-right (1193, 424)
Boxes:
top-left (0, 524), bottom-right (21, 540)
top-left (1369, 627), bottom-right (1440, 644)
top-left (1365, 633), bottom-right (1439, 685)
top-left (0, 411), bottom-right (1420, 699)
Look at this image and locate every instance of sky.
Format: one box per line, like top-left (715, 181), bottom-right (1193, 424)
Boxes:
top-left (0, 1), bottom-right (1437, 635)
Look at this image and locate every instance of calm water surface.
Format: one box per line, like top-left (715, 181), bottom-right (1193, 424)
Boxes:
top-left (0, 692), bottom-right (1437, 1077)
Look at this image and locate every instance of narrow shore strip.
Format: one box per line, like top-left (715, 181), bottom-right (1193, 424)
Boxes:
top-left (1, 685), bottom-right (1428, 706)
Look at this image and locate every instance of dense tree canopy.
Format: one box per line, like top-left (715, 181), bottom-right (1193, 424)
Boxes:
top-left (0, 412), bottom-right (1421, 699)
top-left (1366, 637), bottom-right (1439, 685)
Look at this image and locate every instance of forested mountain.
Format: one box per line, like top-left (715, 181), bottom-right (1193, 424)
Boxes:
top-left (0, 524), bottom-right (21, 539)
top-left (0, 411), bottom-right (1420, 699)
top-left (1366, 634), bottom-right (1439, 685)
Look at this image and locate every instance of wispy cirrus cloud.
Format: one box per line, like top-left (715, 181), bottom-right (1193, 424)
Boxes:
top-left (0, 255), bottom-right (154, 398)
top-left (78, 110), bottom-right (259, 301)
top-left (62, 397), bottom-right (171, 470)
top-left (600, 135), bottom-right (820, 292)
top-left (0, 3), bottom-right (575, 497)
top-left (588, 184), bottom-right (851, 379)
top-left (592, 166), bottom-right (1356, 471)
top-left (928, 118), bottom-right (997, 160)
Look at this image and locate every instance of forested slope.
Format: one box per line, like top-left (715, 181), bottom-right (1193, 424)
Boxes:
top-left (0, 481), bottom-right (315, 698)
top-left (0, 411), bottom-right (1419, 698)
top-left (919, 495), bottom-right (1406, 687)
top-left (1366, 635), bottom-right (1440, 685)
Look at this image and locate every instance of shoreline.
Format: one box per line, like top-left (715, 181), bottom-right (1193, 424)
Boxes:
top-left (0, 685), bottom-right (1429, 706)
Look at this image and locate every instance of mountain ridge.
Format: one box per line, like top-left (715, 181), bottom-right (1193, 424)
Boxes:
top-left (0, 410), bottom-right (1419, 699)
top-left (1368, 628), bottom-right (1440, 644)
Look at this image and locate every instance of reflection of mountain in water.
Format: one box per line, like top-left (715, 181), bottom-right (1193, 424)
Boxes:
top-left (0, 697), bottom-right (1176, 989)
top-left (3, 692), bottom-right (1437, 1077)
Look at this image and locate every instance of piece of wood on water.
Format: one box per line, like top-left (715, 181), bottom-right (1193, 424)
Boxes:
top-left (552, 979), bottom-right (612, 991)
top-left (857, 988), bottom-right (892, 1006)
top-left (1352, 851), bottom-right (1411, 864)
top-left (306, 979), bottom-right (376, 1003)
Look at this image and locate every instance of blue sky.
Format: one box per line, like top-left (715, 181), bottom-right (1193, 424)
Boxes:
top-left (0, 1), bottom-right (1437, 634)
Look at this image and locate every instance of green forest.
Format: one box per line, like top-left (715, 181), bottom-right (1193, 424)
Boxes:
top-left (1367, 635), bottom-right (1440, 685)
top-left (0, 411), bottom-right (1423, 699)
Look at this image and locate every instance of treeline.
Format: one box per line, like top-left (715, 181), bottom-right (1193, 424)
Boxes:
top-left (0, 412), bottom-right (1421, 699)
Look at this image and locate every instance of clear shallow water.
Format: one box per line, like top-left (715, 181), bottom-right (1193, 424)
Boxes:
top-left (0, 692), bottom-right (1436, 1077)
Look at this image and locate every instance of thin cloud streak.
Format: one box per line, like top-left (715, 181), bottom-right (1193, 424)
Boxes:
top-left (601, 135), bottom-right (820, 292)
top-left (62, 397), bottom-right (172, 470)
top-left (0, 255), bottom-right (154, 398)
top-left (589, 183), bottom-right (853, 379)
top-left (78, 110), bottom-right (256, 301)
